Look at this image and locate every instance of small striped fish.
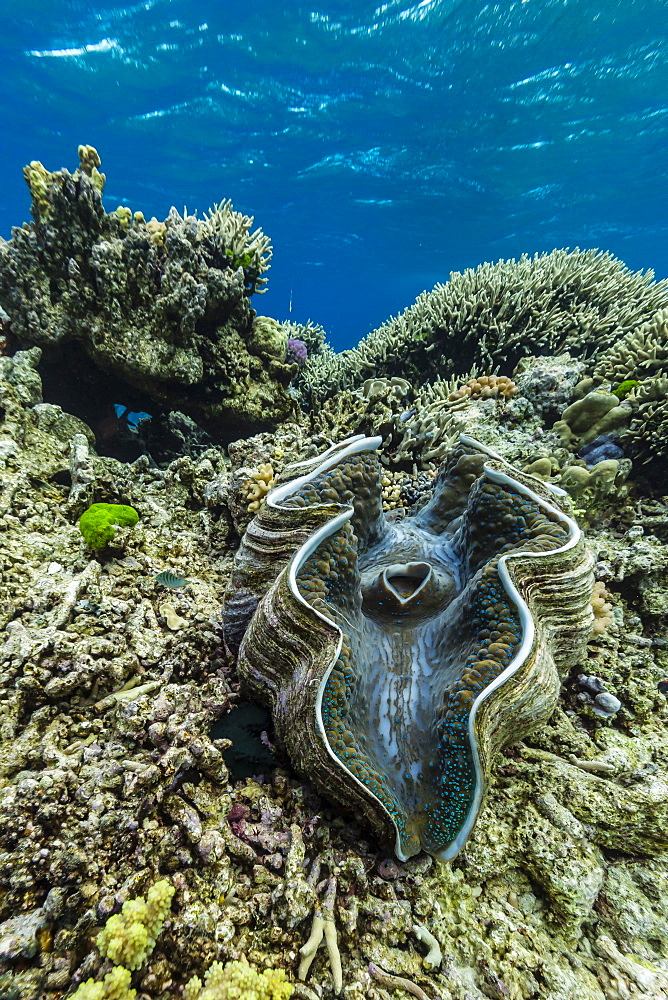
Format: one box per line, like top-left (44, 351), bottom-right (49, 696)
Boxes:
top-left (155, 571), bottom-right (190, 589)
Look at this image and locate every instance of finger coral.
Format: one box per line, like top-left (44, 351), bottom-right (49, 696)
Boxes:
top-left (246, 463), bottom-right (276, 512)
top-left (591, 581), bottom-right (614, 635)
top-left (96, 879), bottom-right (175, 971)
top-left (448, 374), bottom-right (518, 402)
top-left (70, 966), bottom-right (135, 1000)
top-left (184, 958), bottom-right (293, 1000)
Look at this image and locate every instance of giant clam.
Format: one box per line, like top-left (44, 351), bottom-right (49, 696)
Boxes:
top-left (223, 435), bottom-right (595, 860)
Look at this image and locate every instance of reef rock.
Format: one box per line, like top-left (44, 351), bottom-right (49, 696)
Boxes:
top-left (0, 147), bottom-right (298, 439)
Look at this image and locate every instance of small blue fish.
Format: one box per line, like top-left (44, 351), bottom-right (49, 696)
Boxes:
top-left (155, 571), bottom-right (190, 589)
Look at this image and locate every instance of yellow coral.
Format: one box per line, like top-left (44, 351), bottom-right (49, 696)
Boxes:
top-left (246, 463), bottom-right (275, 512)
top-left (23, 160), bottom-right (53, 219)
top-left (78, 144), bottom-right (106, 191)
top-left (146, 217), bottom-right (168, 246)
top-left (70, 966), bottom-right (135, 1000)
top-left (96, 879), bottom-right (175, 971)
top-left (381, 471), bottom-right (404, 511)
top-left (185, 958), bottom-right (293, 1000)
top-left (115, 206), bottom-right (132, 230)
top-left (591, 580), bottom-right (614, 634)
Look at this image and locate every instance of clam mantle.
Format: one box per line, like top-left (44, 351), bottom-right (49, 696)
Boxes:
top-left (223, 435), bottom-right (595, 860)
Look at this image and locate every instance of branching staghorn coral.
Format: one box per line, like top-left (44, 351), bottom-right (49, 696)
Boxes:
top-left (593, 308), bottom-right (668, 388)
top-left (591, 310), bottom-right (668, 465)
top-left (200, 200), bottom-right (272, 293)
top-left (298, 877), bottom-right (342, 995)
top-left (299, 250), bottom-right (668, 400)
top-left (280, 319), bottom-right (327, 356)
top-left (308, 371), bottom-right (475, 472)
top-left (626, 375), bottom-right (668, 464)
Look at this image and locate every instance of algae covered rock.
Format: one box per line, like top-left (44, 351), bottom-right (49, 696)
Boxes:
top-left (0, 147), bottom-right (296, 439)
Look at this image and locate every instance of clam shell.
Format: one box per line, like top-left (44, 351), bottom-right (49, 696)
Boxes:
top-left (223, 435), bottom-right (595, 860)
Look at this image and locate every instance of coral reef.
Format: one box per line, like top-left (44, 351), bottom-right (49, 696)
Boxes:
top-left (299, 250), bottom-right (668, 399)
top-left (553, 388), bottom-right (631, 449)
top-left (447, 374), bottom-right (518, 402)
top-left (0, 148), bottom-right (296, 440)
top-left (70, 966), bottom-right (135, 1000)
top-left (1, 164), bottom-right (668, 1000)
top-left (589, 309), bottom-right (668, 462)
top-left (96, 879), bottom-right (175, 970)
top-left (591, 581), bottom-right (614, 635)
top-left (245, 464), bottom-right (276, 513)
top-left (0, 348), bottom-right (667, 1000)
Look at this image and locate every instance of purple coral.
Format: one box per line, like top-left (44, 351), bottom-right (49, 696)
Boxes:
top-left (286, 337), bottom-right (308, 365)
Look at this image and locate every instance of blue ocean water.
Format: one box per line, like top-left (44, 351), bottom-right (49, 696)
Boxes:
top-left (1, 0), bottom-right (666, 351)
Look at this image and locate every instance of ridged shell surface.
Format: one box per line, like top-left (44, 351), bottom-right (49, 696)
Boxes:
top-left (223, 435), bottom-right (595, 860)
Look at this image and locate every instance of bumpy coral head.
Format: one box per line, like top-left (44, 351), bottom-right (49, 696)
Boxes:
top-left (224, 436), bottom-right (594, 861)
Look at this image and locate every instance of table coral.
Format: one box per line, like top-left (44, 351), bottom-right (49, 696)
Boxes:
top-left (298, 250), bottom-right (668, 398)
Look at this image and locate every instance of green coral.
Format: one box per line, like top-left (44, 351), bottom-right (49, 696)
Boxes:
top-left (77, 144), bottom-right (106, 191)
top-left (96, 879), bottom-right (174, 971)
top-left (78, 503), bottom-right (139, 550)
top-left (22, 160), bottom-right (54, 220)
top-left (184, 959), bottom-right (293, 1000)
top-left (611, 379), bottom-right (639, 398)
top-left (70, 967), bottom-right (135, 1000)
